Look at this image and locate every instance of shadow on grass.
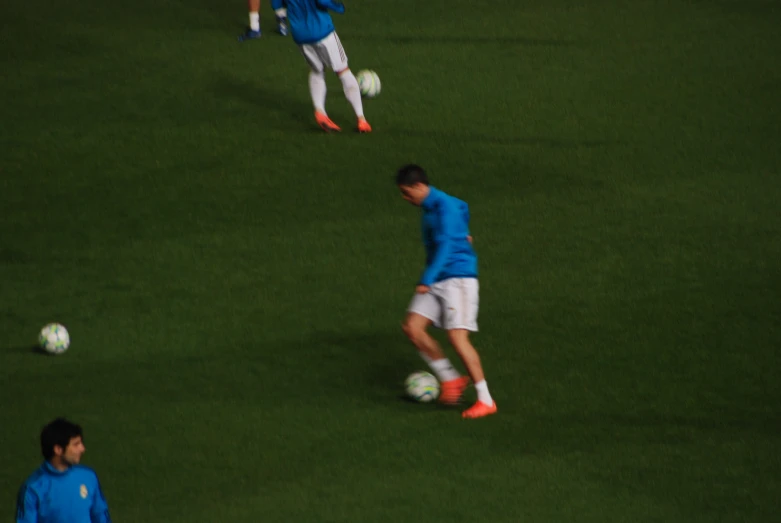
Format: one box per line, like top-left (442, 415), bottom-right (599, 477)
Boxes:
top-left (7, 345), bottom-right (44, 355)
top-left (210, 74), bottom-right (315, 132)
top-left (344, 34), bottom-right (582, 47)
top-left (306, 329), bottom-right (424, 400)
top-left (209, 74), bottom-right (620, 147)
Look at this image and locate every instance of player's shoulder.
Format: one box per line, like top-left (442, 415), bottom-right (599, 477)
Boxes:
top-left (439, 191), bottom-right (468, 212)
top-left (20, 464), bottom-right (50, 495)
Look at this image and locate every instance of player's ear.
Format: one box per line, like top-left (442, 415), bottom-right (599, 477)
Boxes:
top-left (52, 444), bottom-right (64, 457)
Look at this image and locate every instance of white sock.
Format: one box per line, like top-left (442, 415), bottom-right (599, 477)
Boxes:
top-left (275, 8), bottom-right (287, 18)
top-left (249, 12), bottom-right (260, 32)
top-left (338, 70), bottom-right (364, 118)
top-left (309, 71), bottom-right (326, 113)
top-left (419, 353), bottom-right (460, 382)
top-left (474, 380), bottom-right (493, 405)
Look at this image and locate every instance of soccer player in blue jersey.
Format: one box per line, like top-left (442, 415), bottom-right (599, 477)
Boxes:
top-left (396, 164), bottom-right (497, 419)
top-left (271, 0), bottom-right (371, 133)
top-left (16, 418), bottom-right (111, 523)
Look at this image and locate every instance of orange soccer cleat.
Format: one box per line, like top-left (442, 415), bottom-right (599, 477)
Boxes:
top-left (438, 376), bottom-right (471, 405)
top-left (462, 400), bottom-right (498, 419)
top-left (315, 111), bottom-right (341, 133)
top-left (357, 117), bottom-right (372, 133)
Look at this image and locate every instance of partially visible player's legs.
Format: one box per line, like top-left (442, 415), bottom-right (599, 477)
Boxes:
top-left (437, 278), bottom-right (496, 418)
top-left (248, 0), bottom-right (260, 31)
top-left (238, 0), bottom-right (262, 41)
top-left (402, 313), bottom-right (447, 361)
top-left (448, 329), bottom-right (497, 418)
top-left (274, 7), bottom-right (288, 35)
top-left (403, 312), bottom-right (469, 405)
top-left (446, 330), bottom-right (485, 383)
top-left (311, 72), bottom-right (340, 132)
top-left (323, 32), bottom-right (371, 132)
top-left (336, 68), bottom-right (371, 133)
top-left (309, 71), bottom-right (327, 114)
top-left (300, 45), bottom-right (341, 131)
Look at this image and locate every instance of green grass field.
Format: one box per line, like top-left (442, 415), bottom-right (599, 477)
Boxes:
top-left (2, 0), bottom-right (781, 521)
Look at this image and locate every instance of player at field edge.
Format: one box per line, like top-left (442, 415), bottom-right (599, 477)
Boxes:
top-left (397, 164), bottom-right (497, 419)
top-left (16, 418), bottom-right (112, 523)
top-left (271, 0), bottom-right (371, 133)
top-left (238, 0), bottom-right (289, 41)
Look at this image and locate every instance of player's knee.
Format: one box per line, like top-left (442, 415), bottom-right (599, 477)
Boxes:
top-left (401, 321), bottom-right (414, 339)
top-left (402, 321), bottom-right (423, 342)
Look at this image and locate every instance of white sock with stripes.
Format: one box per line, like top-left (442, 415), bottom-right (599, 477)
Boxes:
top-left (419, 352), bottom-right (460, 382)
top-left (339, 70), bottom-right (364, 118)
top-left (309, 71), bottom-right (326, 113)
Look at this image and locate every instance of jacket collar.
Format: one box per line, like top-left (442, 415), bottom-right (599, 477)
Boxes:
top-left (43, 461), bottom-right (71, 475)
top-left (421, 186), bottom-right (442, 210)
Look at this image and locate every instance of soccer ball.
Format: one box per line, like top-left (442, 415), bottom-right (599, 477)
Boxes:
top-left (405, 371), bottom-right (440, 402)
top-left (356, 69), bottom-right (381, 98)
top-left (39, 323), bottom-right (70, 354)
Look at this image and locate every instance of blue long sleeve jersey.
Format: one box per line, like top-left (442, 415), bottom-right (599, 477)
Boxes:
top-left (419, 186), bottom-right (478, 286)
top-left (271, 0), bottom-right (345, 44)
top-left (16, 462), bottom-right (111, 523)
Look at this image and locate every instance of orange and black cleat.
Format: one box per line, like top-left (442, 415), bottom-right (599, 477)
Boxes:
top-left (357, 117), bottom-right (372, 133)
top-left (438, 376), bottom-right (470, 405)
top-left (315, 111), bottom-right (341, 133)
top-left (462, 400), bottom-right (498, 419)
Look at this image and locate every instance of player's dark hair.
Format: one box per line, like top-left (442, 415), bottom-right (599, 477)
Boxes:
top-left (396, 164), bottom-right (430, 186)
top-left (41, 418), bottom-right (82, 460)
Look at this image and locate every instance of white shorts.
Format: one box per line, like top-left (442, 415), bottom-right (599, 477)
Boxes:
top-left (299, 32), bottom-right (348, 73)
top-left (407, 278), bottom-right (480, 332)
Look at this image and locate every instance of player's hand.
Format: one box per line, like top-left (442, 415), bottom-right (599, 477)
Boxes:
top-left (415, 285), bottom-right (430, 294)
top-left (467, 235), bottom-right (473, 244)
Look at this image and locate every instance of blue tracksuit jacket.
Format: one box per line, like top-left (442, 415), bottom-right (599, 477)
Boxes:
top-left (272, 0), bottom-right (345, 44)
top-left (16, 462), bottom-right (111, 523)
top-left (419, 186), bottom-right (478, 286)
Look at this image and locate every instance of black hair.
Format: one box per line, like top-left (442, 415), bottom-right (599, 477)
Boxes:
top-left (396, 164), bottom-right (430, 186)
top-left (41, 418), bottom-right (82, 460)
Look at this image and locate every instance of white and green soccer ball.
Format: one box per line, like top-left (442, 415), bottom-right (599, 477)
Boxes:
top-left (405, 371), bottom-right (440, 402)
top-left (39, 323), bottom-right (70, 354)
top-left (356, 69), bottom-right (381, 98)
